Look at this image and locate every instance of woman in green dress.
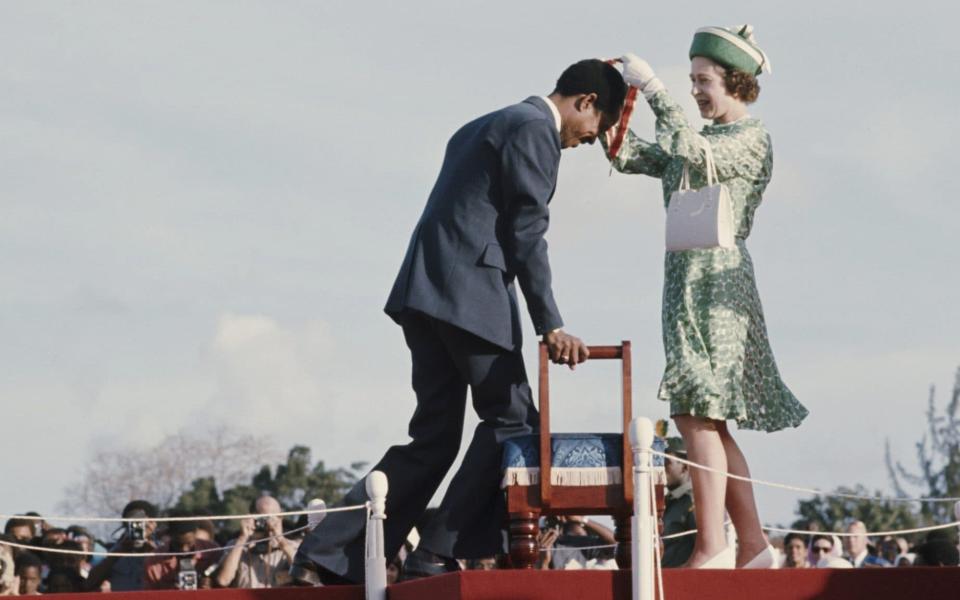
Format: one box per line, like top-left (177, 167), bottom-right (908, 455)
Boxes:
top-left (603, 26), bottom-right (808, 568)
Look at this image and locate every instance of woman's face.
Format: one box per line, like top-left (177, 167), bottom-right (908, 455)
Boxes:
top-left (786, 538), bottom-right (807, 566)
top-left (689, 56), bottom-right (745, 124)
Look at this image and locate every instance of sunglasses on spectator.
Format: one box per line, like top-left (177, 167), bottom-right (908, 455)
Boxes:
top-left (812, 546), bottom-right (832, 553)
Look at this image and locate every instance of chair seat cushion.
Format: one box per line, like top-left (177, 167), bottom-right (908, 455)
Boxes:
top-left (501, 433), bottom-right (667, 488)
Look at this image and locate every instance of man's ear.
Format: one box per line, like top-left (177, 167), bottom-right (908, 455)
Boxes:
top-left (575, 92), bottom-right (598, 112)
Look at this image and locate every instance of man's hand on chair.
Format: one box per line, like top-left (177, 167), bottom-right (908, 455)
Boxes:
top-left (544, 329), bottom-right (589, 370)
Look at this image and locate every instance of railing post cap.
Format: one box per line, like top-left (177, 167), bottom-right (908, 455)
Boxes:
top-left (629, 417), bottom-right (654, 448)
top-left (366, 470), bottom-right (389, 500)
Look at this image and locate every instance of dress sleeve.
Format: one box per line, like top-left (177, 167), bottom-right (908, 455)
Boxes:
top-left (647, 90), bottom-right (771, 183)
top-left (601, 128), bottom-right (671, 177)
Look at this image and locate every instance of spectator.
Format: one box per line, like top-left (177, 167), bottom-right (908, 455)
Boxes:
top-left (45, 568), bottom-right (85, 594)
top-left (878, 536), bottom-right (906, 565)
top-left (810, 535), bottom-right (837, 567)
top-left (68, 525), bottom-right (107, 570)
top-left (85, 500), bottom-right (159, 592)
top-left (16, 552), bottom-right (42, 595)
top-left (896, 552), bottom-right (915, 567)
top-left (661, 437), bottom-right (695, 568)
top-left (3, 518), bottom-right (35, 544)
top-left (843, 521), bottom-right (889, 567)
top-left (913, 539), bottom-right (960, 567)
top-left (41, 529), bottom-right (67, 547)
top-left (538, 516), bottom-right (616, 570)
top-left (43, 540), bottom-right (87, 581)
top-left (22, 515), bottom-right (47, 542)
top-left (144, 512), bottom-right (220, 590)
top-left (0, 541), bottom-right (17, 596)
top-left (465, 557), bottom-right (497, 570)
top-left (213, 496), bottom-right (297, 589)
top-left (782, 533), bottom-right (811, 568)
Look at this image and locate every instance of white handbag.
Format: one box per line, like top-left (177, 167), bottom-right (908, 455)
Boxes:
top-left (665, 141), bottom-right (735, 252)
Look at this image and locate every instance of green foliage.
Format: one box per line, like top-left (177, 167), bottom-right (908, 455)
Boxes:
top-left (171, 445), bottom-right (366, 537)
top-left (791, 484), bottom-right (919, 539)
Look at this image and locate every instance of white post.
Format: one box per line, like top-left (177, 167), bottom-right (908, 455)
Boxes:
top-left (630, 417), bottom-right (655, 600)
top-left (364, 471), bottom-right (388, 600)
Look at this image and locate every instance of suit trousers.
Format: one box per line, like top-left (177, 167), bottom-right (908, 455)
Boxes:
top-left (294, 311), bottom-right (538, 582)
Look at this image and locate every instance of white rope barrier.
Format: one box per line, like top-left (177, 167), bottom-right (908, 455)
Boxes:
top-left (0, 522), bottom-right (319, 558)
top-left (0, 505), bottom-right (364, 524)
top-left (764, 521), bottom-right (960, 538)
top-left (652, 449), bottom-right (960, 504)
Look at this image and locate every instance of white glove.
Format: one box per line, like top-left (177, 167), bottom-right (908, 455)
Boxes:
top-left (620, 53), bottom-right (665, 99)
top-left (306, 498), bottom-right (327, 529)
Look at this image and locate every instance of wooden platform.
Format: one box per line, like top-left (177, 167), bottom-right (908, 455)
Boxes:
top-left (46, 568), bottom-right (960, 600)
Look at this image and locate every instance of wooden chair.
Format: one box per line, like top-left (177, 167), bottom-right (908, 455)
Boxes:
top-left (501, 341), bottom-right (665, 569)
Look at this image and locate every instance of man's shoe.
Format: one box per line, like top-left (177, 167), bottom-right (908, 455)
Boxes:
top-left (399, 548), bottom-right (461, 581)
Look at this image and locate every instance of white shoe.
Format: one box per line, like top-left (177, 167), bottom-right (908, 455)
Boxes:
top-left (741, 545), bottom-right (779, 569)
top-left (696, 546), bottom-right (735, 569)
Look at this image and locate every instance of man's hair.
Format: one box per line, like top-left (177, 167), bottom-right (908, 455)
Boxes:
top-left (3, 518), bottom-right (33, 535)
top-left (121, 500), bottom-right (158, 519)
top-left (15, 551), bottom-right (42, 573)
top-left (553, 59), bottom-right (628, 122)
top-left (914, 539), bottom-right (960, 566)
top-left (165, 510), bottom-right (198, 538)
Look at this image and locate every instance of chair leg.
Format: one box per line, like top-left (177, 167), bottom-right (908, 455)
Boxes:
top-left (614, 514), bottom-right (631, 569)
top-left (508, 511), bottom-right (540, 569)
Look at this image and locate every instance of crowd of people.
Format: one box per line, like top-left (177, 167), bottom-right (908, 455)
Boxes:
top-left (659, 440), bottom-right (960, 570)
top-left (1, 447), bottom-right (958, 595)
top-left (0, 496), bottom-right (307, 595)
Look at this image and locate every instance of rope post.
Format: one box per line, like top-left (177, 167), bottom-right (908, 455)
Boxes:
top-left (630, 417), bottom-right (655, 600)
top-left (364, 471), bottom-right (388, 600)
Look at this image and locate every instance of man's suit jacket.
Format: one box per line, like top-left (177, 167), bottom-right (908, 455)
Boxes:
top-left (385, 96), bottom-right (564, 350)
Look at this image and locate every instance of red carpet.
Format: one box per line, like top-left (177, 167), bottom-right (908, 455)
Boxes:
top-left (46, 568), bottom-right (960, 600)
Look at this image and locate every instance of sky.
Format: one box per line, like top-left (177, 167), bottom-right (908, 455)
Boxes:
top-left (0, 1), bottom-right (957, 531)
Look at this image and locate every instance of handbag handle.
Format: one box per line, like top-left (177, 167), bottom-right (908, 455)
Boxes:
top-left (678, 138), bottom-right (719, 191)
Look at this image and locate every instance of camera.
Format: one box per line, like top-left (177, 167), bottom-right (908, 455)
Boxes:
top-left (253, 517), bottom-right (268, 533)
top-left (124, 510), bottom-right (147, 548)
top-left (177, 558), bottom-right (198, 590)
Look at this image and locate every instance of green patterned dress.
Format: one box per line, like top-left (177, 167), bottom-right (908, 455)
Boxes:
top-left (605, 90), bottom-right (807, 432)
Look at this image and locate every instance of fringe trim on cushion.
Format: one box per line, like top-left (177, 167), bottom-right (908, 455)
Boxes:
top-left (501, 467), bottom-right (667, 489)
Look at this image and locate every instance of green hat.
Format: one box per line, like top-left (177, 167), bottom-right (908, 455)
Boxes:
top-left (690, 24), bottom-right (771, 76)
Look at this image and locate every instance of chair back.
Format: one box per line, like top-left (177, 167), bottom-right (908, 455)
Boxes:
top-left (537, 341), bottom-right (633, 509)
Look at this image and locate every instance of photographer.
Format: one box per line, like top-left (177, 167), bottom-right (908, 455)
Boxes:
top-left (85, 500), bottom-right (160, 592)
top-left (214, 496), bottom-right (299, 588)
top-left (538, 516), bottom-right (616, 570)
top-left (144, 512), bottom-right (220, 590)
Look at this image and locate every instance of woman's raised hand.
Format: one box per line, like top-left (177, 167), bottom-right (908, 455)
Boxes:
top-left (620, 53), bottom-right (665, 98)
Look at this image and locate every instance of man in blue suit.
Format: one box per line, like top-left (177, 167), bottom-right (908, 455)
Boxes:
top-left (293, 59), bottom-right (627, 584)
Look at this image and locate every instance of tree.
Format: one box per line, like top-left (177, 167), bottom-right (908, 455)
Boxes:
top-left (170, 445), bottom-right (366, 537)
top-left (60, 426), bottom-right (279, 526)
top-left (791, 484), bottom-right (918, 538)
top-left (790, 367), bottom-right (960, 541)
top-left (887, 366), bottom-right (960, 525)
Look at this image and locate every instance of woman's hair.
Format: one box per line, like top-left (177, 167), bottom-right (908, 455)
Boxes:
top-left (722, 69), bottom-right (760, 104)
top-left (783, 533), bottom-right (807, 548)
top-left (811, 534), bottom-right (833, 548)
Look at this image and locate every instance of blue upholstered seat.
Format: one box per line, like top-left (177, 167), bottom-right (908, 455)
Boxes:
top-left (500, 433), bottom-right (667, 488)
